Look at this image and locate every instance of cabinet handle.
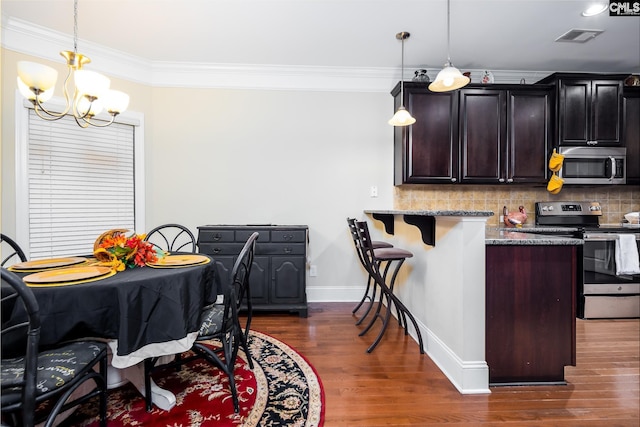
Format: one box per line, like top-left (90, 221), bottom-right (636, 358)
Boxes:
top-left (507, 178), bottom-right (513, 183)
top-left (284, 247), bottom-right (293, 254)
top-left (213, 233), bottom-right (221, 241)
top-left (451, 178), bottom-right (457, 182)
top-left (284, 234), bottom-right (293, 241)
top-left (499, 178), bottom-right (505, 183)
top-left (213, 248), bottom-right (221, 254)
top-left (587, 140), bottom-right (598, 146)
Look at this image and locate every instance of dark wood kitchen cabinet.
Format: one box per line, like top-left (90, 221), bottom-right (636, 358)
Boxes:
top-left (197, 225), bottom-right (308, 317)
top-left (537, 73), bottom-right (627, 146)
top-left (392, 82), bottom-right (458, 184)
top-left (623, 88), bottom-right (640, 185)
top-left (486, 244), bottom-right (577, 385)
top-left (459, 86), bottom-right (552, 184)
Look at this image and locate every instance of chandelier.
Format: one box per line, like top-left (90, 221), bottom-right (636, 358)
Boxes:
top-left (16, 0), bottom-right (129, 128)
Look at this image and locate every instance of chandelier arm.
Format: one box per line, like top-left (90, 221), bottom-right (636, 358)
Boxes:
top-left (78, 114), bottom-right (117, 128)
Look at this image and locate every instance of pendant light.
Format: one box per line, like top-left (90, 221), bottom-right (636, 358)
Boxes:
top-left (429, 0), bottom-right (469, 92)
top-left (389, 32), bottom-right (416, 126)
top-left (16, 0), bottom-right (129, 128)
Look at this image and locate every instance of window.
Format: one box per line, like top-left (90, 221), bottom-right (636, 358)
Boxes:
top-left (15, 99), bottom-right (145, 259)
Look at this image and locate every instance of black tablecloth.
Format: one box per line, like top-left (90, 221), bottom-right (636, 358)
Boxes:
top-left (3, 256), bottom-right (216, 357)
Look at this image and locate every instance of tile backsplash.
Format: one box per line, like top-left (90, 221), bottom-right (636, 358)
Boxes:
top-left (394, 185), bottom-right (640, 227)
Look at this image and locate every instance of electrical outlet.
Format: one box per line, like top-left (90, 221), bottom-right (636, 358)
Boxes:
top-left (370, 186), bottom-right (378, 198)
top-left (309, 265), bottom-right (317, 277)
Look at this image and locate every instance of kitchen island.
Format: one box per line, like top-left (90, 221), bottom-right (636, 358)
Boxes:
top-left (363, 210), bottom-right (582, 393)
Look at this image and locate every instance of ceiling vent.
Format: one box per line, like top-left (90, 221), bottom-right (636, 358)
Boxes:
top-left (555, 28), bottom-right (604, 43)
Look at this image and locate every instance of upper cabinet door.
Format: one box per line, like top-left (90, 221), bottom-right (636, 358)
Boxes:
top-left (559, 79), bottom-right (591, 145)
top-left (558, 78), bottom-right (623, 146)
top-left (393, 83), bottom-right (458, 184)
top-left (459, 89), bottom-right (506, 183)
top-left (623, 89), bottom-right (640, 185)
top-left (591, 80), bottom-right (623, 145)
top-left (507, 89), bottom-right (553, 183)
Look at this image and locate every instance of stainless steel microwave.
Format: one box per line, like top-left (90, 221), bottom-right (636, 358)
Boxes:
top-left (557, 147), bottom-right (626, 185)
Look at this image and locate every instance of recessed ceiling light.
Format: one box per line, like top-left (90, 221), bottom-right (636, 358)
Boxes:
top-left (582, 3), bottom-right (608, 16)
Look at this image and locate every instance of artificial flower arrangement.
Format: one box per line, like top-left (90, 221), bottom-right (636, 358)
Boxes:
top-left (93, 229), bottom-right (165, 271)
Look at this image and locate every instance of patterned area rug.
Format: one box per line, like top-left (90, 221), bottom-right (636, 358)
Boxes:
top-left (62, 331), bottom-right (324, 427)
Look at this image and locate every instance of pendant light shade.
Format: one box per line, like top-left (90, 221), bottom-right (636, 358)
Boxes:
top-left (429, 0), bottom-right (469, 92)
top-left (389, 31), bottom-right (416, 127)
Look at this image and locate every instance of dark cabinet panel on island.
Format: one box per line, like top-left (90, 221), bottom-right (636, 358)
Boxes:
top-left (198, 225), bottom-right (308, 317)
top-left (486, 244), bottom-right (577, 385)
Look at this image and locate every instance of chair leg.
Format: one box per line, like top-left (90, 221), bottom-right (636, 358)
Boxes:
top-left (99, 353), bottom-right (108, 427)
top-left (355, 274), bottom-right (377, 326)
top-left (352, 274), bottom-right (373, 314)
top-left (367, 285), bottom-right (395, 353)
top-left (359, 260), bottom-right (395, 336)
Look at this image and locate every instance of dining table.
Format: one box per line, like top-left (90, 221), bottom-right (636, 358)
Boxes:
top-left (2, 253), bottom-right (217, 411)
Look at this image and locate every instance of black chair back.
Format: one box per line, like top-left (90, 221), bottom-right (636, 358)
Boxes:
top-left (1, 268), bottom-right (41, 426)
top-left (1, 234), bottom-right (27, 267)
top-left (144, 223), bottom-right (196, 253)
top-left (233, 232), bottom-right (258, 339)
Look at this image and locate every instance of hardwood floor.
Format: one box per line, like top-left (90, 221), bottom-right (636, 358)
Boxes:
top-left (248, 303), bottom-right (640, 427)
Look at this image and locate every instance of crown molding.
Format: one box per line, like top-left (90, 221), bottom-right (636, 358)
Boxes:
top-left (2, 15), bottom-right (552, 92)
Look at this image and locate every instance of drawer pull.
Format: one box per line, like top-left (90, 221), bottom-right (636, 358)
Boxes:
top-left (284, 247), bottom-right (293, 254)
top-left (213, 248), bottom-right (221, 254)
top-left (213, 233), bottom-right (222, 241)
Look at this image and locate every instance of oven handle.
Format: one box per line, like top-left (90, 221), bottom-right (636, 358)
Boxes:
top-left (583, 233), bottom-right (640, 241)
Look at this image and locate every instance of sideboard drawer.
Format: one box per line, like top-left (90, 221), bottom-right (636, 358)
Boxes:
top-left (198, 230), bottom-right (235, 243)
top-left (198, 243), bottom-right (245, 255)
top-left (258, 243), bottom-right (306, 255)
top-left (272, 230), bottom-right (306, 243)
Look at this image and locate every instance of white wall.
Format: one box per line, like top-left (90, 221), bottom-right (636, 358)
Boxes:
top-left (1, 49), bottom-right (395, 302)
top-left (144, 86), bottom-right (396, 300)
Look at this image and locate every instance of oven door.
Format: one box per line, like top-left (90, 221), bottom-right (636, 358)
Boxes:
top-left (581, 232), bottom-right (640, 319)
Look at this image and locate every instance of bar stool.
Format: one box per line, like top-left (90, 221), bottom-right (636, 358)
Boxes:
top-left (347, 218), bottom-right (393, 325)
top-left (354, 220), bottom-right (425, 354)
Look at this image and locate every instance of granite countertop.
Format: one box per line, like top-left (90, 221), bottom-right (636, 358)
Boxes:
top-left (495, 225), bottom-right (581, 233)
top-left (485, 229), bottom-right (583, 246)
top-left (364, 209), bottom-right (494, 217)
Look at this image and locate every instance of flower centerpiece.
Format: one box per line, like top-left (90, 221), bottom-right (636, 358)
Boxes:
top-left (93, 229), bottom-right (164, 271)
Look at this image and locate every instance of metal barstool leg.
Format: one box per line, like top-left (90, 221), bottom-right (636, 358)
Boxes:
top-left (366, 259), bottom-right (405, 353)
top-left (359, 260), bottom-right (394, 336)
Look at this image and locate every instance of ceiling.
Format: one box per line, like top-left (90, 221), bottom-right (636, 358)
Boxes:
top-left (2, 0), bottom-right (639, 88)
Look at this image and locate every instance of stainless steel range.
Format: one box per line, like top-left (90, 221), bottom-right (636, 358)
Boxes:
top-left (535, 201), bottom-right (640, 319)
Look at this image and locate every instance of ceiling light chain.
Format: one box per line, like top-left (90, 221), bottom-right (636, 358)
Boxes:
top-left (16, 0), bottom-right (129, 128)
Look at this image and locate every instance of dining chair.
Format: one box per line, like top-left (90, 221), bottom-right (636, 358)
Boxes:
top-left (144, 232), bottom-right (259, 413)
top-left (1, 234), bottom-right (27, 267)
top-left (353, 221), bottom-right (425, 354)
top-left (144, 223), bottom-right (197, 253)
top-left (346, 218), bottom-right (393, 325)
top-left (0, 268), bottom-right (108, 427)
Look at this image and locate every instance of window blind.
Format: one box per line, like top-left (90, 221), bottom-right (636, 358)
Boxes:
top-left (27, 111), bottom-right (136, 258)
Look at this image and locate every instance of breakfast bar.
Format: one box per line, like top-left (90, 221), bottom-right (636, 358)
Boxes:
top-left (363, 209), bottom-right (583, 392)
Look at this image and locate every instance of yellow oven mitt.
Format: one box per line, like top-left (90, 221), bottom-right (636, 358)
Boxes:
top-left (548, 149), bottom-right (565, 172)
top-left (547, 172), bottom-right (564, 194)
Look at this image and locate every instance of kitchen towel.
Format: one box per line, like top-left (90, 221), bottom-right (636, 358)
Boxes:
top-left (615, 234), bottom-right (640, 275)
